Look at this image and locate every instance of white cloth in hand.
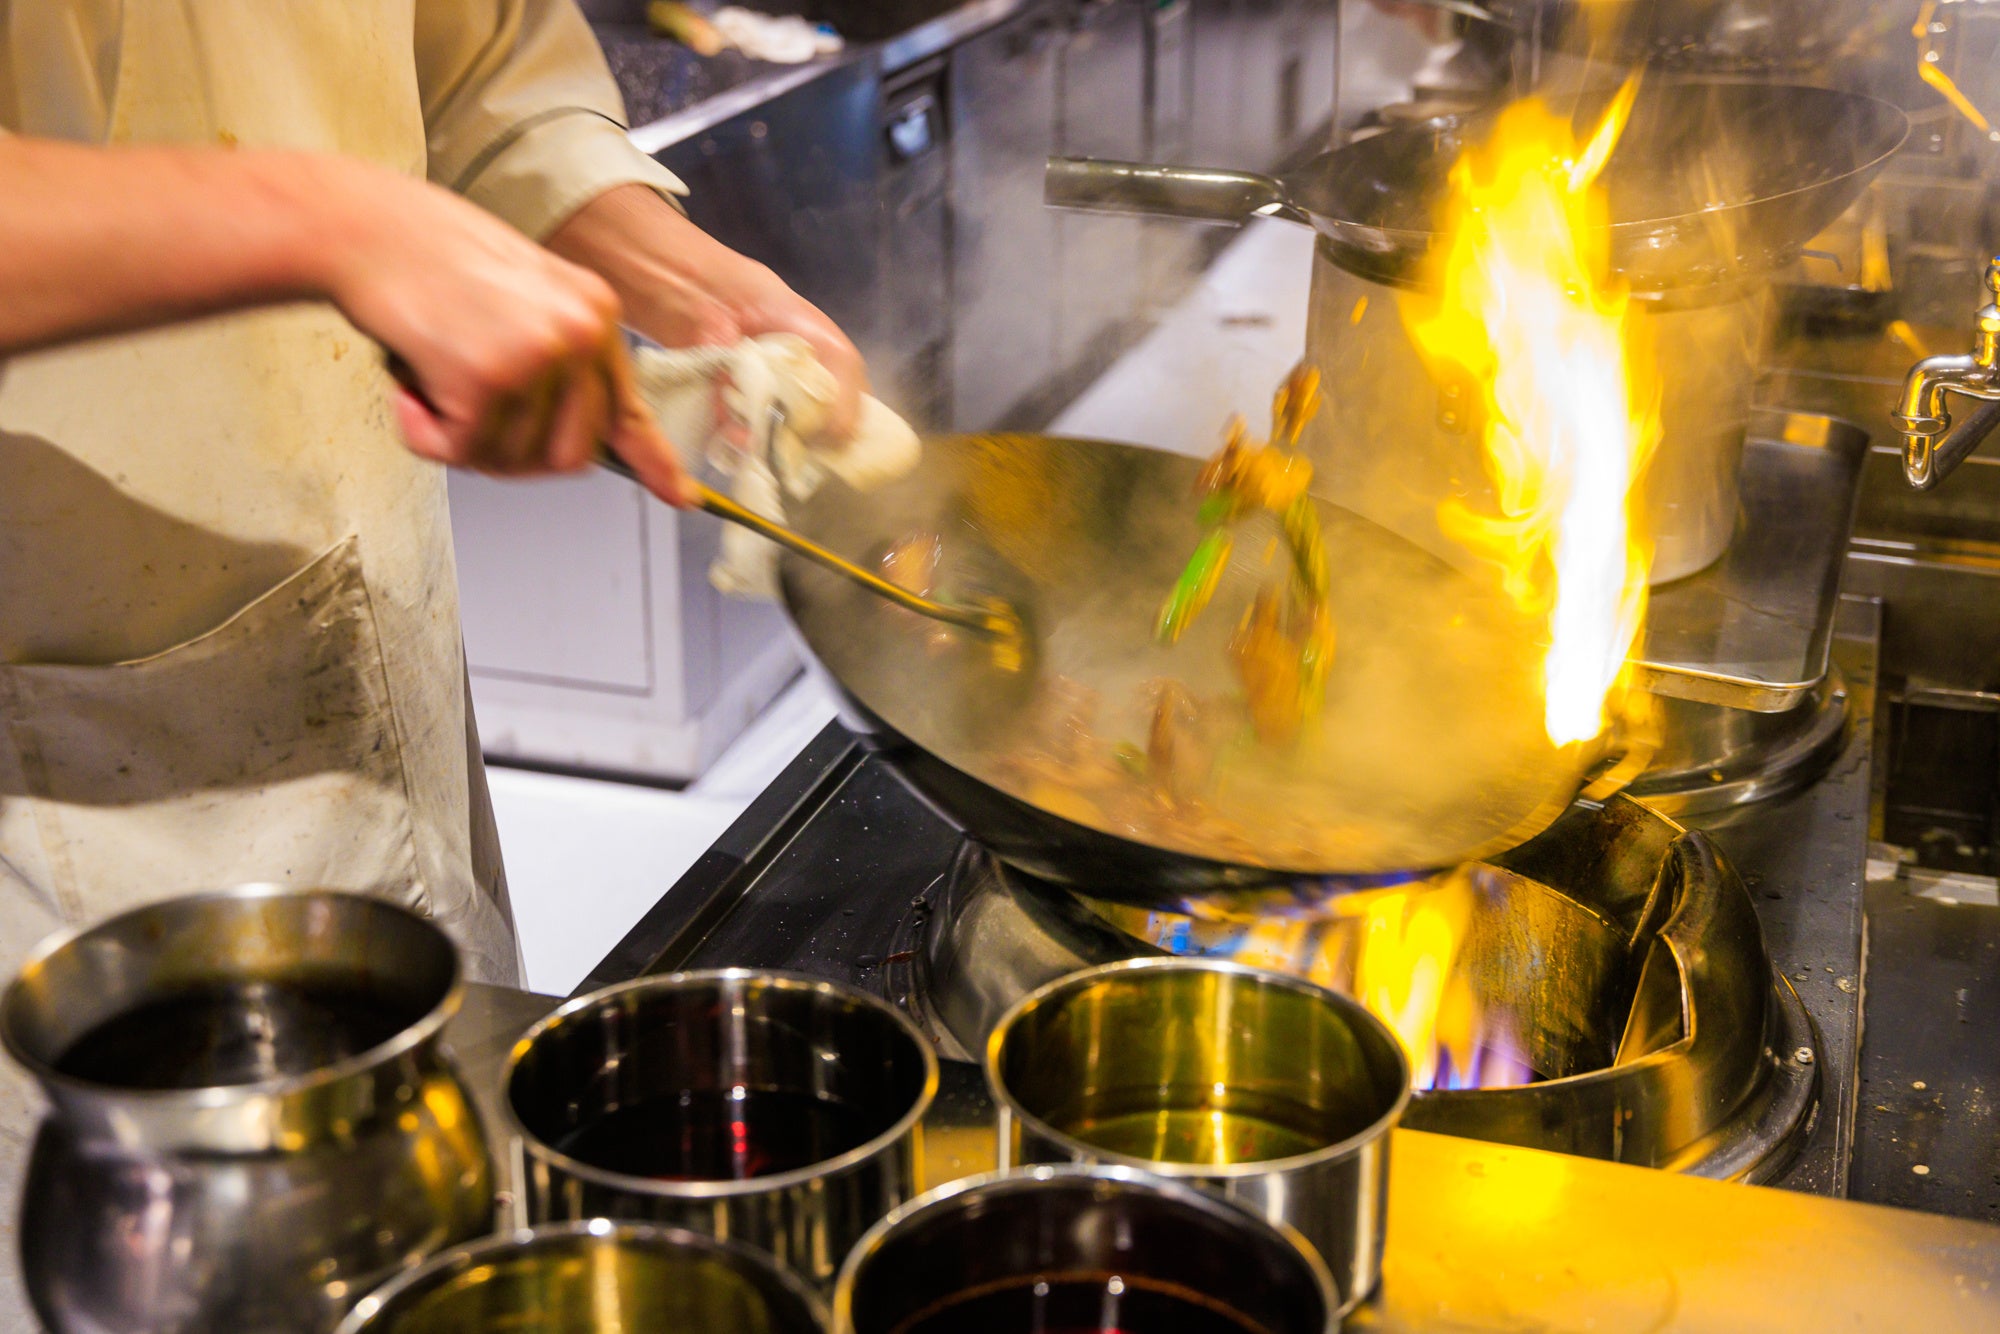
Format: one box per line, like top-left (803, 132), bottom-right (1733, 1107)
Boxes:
top-left (710, 8), bottom-right (844, 63)
top-left (631, 335), bottom-right (920, 599)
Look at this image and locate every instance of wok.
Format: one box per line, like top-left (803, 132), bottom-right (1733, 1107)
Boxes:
top-left (779, 433), bottom-right (1631, 904)
top-left (1045, 81), bottom-right (1907, 295)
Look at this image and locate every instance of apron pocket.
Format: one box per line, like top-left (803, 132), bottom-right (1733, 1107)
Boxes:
top-left (0, 537), bottom-right (424, 929)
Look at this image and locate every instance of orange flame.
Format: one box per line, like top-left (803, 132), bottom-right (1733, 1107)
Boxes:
top-left (1402, 79), bottom-right (1660, 748)
top-left (1131, 867), bottom-right (1532, 1091)
top-left (1336, 875), bottom-right (1480, 1089)
top-left (1178, 85), bottom-right (1667, 1088)
top-left (1132, 87), bottom-right (1668, 1090)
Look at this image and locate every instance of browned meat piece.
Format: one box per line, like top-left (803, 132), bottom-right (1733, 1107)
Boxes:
top-left (1230, 589), bottom-right (1336, 745)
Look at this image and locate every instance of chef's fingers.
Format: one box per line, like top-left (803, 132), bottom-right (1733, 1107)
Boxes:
top-left (757, 302), bottom-right (864, 445)
top-left (603, 334), bottom-right (696, 507)
top-left (473, 371), bottom-right (564, 476)
top-left (448, 259), bottom-right (620, 473)
top-left (541, 354), bottom-right (611, 475)
top-left (392, 382), bottom-right (458, 465)
top-left (385, 350), bottom-right (559, 474)
top-left (383, 352), bottom-right (472, 467)
top-left (492, 275), bottom-right (629, 475)
top-left (805, 324), bottom-right (866, 446)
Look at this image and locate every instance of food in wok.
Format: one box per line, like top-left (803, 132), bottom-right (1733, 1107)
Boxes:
top-left (1157, 366), bottom-right (1334, 744)
top-left (780, 427), bottom-right (1605, 890)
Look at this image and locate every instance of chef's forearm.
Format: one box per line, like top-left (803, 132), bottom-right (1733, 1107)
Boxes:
top-left (0, 136), bottom-right (348, 355)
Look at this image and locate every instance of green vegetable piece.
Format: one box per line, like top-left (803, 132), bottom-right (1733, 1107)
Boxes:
top-left (1113, 743), bottom-right (1148, 777)
top-left (1156, 528), bottom-right (1234, 644)
top-left (1196, 489), bottom-right (1245, 528)
top-left (1280, 495), bottom-right (1329, 602)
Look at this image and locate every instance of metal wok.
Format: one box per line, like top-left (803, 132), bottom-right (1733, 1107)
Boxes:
top-left (779, 433), bottom-right (1628, 904)
top-left (1045, 81), bottom-right (1907, 295)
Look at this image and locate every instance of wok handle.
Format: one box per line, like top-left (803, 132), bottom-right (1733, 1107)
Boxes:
top-left (1044, 157), bottom-right (1306, 226)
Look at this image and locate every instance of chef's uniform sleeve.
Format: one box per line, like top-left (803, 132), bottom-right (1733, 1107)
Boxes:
top-left (414, 0), bottom-right (687, 240)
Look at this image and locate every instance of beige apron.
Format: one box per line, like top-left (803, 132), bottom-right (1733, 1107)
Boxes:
top-left (0, 2), bottom-right (684, 1322)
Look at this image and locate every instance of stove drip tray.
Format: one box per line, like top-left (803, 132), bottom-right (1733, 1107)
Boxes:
top-left (918, 796), bottom-right (1818, 1182)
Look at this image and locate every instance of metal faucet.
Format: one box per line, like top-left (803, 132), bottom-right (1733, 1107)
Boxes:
top-left (1895, 256), bottom-right (2000, 489)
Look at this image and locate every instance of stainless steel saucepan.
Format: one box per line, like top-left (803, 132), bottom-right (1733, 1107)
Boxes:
top-left (986, 958), bottom-right (1410, 1316)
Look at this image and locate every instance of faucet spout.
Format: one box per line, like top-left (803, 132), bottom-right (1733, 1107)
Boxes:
top-left (1894, 256), bottom-right (2000, 489)
top-left (1896, 353), bottom-right (1999, 489)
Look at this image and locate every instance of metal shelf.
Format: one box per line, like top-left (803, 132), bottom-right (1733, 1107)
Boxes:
top-left (1636, 407), bottom-right (1870, 711)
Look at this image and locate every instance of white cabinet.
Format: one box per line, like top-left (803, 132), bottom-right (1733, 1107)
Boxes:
top-left (450, 471), bottom-right (800, 781)
top-left (452, 470), bottom-right (652, 691)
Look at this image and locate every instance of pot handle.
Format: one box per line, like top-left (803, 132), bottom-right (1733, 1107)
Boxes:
top-left (1043, 157), bottom-right (1307, 226)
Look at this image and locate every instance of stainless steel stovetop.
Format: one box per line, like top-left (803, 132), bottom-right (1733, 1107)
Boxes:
top-left (581, 598), bottom-right (1886, 1197)
top-left (453, 572), bottom-right (2000, 1326)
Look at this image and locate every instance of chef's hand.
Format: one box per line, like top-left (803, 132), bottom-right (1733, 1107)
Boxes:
top-left (1366, 0), bottom-right (1454, 41)
top-left (319, 161), bottom-right (695, 504)
top-left (546, 183), bottom-right (868, 444)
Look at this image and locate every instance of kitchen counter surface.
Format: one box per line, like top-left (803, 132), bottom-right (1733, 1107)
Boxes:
top-left (598, 22), bottom-right (798, 130)
top-left (599, 21), bottom-right (858, 151)
top-left (601, 0), bottom-right (1037, 153)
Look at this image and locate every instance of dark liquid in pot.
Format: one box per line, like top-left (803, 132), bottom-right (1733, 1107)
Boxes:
top-left (55, 980), bottom-right (417, 1089)
top-left (553, 1089), bottom-right (877, 1180)
top-left (886, 1272), bottom-right (1276, 1334)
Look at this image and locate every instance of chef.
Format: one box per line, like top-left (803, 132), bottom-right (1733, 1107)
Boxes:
top-left (0, 0), bottom-right (862, 1306)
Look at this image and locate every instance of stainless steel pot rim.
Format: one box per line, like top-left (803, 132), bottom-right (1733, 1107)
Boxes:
top-left (332, 1217), bottom-right (831, 1334)
top-left (502, 967), bottom-right (940, 1199)
top-left (831, 1163), bottom-right (1341, 1334)
top-left (983, 957), bottom-right (1412, 1179)
top-left (0, 883), bottom-right (464, 1109)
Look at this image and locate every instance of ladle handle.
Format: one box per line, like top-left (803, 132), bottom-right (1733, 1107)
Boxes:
top-left (1044, 157), bottom-right (1305, 226)
top-left (594, 451), bottom-right (1016, 642)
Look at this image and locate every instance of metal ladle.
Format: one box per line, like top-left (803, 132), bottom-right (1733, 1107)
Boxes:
top-left (595, 449), bottom-right (1029, 667)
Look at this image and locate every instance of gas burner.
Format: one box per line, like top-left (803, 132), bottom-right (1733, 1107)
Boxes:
top-left (914, 795), bottom-right (1819, 1183)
